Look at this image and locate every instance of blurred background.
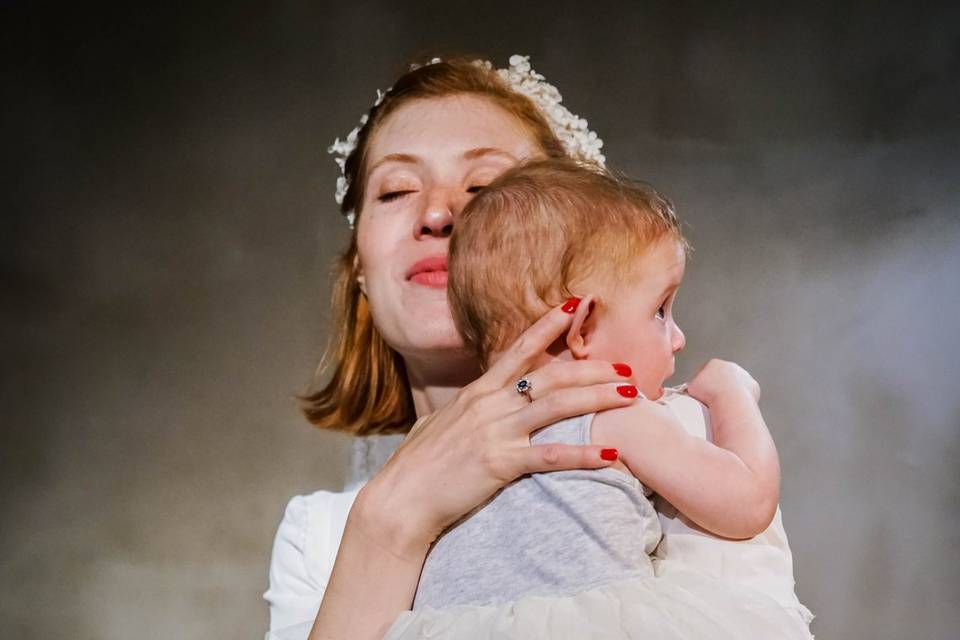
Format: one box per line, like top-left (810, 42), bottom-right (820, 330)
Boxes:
top-left (2, 1), bottom-right (958, 638)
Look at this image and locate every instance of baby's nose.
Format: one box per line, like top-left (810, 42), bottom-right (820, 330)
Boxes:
top-left (672, 325), bottom-right (686, 352)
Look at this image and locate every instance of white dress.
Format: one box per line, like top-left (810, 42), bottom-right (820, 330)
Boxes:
top-left (264, 391), bottom-right (814, 639)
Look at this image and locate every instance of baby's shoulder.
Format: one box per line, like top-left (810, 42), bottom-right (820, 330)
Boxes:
top-left (591, 394), bottom-right (685, 447)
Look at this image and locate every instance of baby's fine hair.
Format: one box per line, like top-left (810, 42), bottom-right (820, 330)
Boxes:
top-left (449, 158), bottom-right (688, 366)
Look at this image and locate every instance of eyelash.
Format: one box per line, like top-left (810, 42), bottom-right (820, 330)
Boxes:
top-left (377, 185), bottom-right (487, 202)
top-left (378, 190), bottom-right (414, 203)
top-left (656, 298), bottom-right (670, 320)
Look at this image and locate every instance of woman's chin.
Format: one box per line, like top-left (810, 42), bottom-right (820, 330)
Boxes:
top-left (401, 318), bottom-right (465, 355)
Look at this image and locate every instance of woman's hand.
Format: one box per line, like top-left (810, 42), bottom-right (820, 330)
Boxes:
top-left (311, 297), bottom-right (639, 640)
top-left (355, 297), bottom-right (640, 559)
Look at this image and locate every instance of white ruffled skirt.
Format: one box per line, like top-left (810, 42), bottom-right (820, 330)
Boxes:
top-left (384, 569), bottom-right (813, 640)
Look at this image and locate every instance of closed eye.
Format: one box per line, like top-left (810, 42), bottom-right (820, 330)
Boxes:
top-left (378, 190), bottom-right (416, 203)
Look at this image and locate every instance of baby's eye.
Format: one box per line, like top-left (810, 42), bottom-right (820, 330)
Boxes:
top-left (466, 184), bottom-right (487, 194)
top-left (656, 304), bottom-right (666, 320)
top-left (378, 190), bottom-right (415, 203)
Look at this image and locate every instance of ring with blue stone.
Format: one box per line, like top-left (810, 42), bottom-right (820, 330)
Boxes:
top-left (515, 377), bottom-right (533, 401)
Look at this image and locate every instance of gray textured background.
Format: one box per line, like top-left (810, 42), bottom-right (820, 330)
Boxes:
top-left (3, 2), bottom-right (959, 638)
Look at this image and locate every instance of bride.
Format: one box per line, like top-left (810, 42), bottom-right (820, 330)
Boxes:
top-left (264, 55), bottom-right (813, 640)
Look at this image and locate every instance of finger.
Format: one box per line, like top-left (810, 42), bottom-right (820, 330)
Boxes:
top-left (506, 443), bottom-right (619, 476)
top-left (496, 359), bottom-right (632, 407)
top-left (478, 298), bottom-right (583, 392)
top-left (502, 383), bottom-right (641, 436)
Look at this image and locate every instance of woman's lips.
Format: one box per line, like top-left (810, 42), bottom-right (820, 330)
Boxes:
top-left (410, 271), bottom-right (448, 288)
top-left (407, 255), bottom-right (448, 289)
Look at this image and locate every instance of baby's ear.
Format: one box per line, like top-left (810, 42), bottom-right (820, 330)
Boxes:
top-left (565, 294), bottom-right (596, 360)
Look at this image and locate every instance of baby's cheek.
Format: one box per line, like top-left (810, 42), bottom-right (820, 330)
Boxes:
top-left (630, 364), bottom-right (662, 398)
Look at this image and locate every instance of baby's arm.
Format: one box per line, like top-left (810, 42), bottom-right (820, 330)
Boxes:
top-left (592, 360), bottom-right (780, 539)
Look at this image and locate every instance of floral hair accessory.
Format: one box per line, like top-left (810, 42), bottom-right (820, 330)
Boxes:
top-left (328, 55), bottom-right (606, 228)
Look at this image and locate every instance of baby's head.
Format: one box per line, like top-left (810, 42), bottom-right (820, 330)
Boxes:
top-left (449, 158), bottom-right (689, 399)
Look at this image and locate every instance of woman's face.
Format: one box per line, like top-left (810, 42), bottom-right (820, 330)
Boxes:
top-left (356, 95), bottom-right (541, 364)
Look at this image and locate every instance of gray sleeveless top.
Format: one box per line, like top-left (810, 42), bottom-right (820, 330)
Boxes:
top-left (413, 413), bottom-right (663, 610)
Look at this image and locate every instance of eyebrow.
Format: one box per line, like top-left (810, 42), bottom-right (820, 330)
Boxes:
top-left (368, 153), bottom-right (419, 175)
top-left (462, 147), bottom-right (518, 162)
top-left (367, 147), bottom-right (518, 177)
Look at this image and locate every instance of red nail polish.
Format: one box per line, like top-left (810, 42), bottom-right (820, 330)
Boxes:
top-left (617, 385), bottom-right (638, 398)
top-left (561, 297), bottom-right (581, 313)
top-left (600, 448), bottom-right (619, 461)
top-left (613, 363), bottom-right (632, 377)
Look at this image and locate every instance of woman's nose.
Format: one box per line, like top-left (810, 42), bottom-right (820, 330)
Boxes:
top-left (672, 324), bottom-right (686, 353)
top-left (414, 189), bottom-right (456, 239)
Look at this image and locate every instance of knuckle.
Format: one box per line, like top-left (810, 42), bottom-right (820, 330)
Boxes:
top-left (541, 362), bottom-right (569, 385)
top-left (540, 391), bottom-right (565, 414)
top-left (590, 386), bottom-right (609, 405)
top-left (477, 447), bottom-right (497, 473)
top-left (541, 445), bottom-right (562, 466)
top-left (516, 331), bottom-right (544, 361)
top-left (452, 388), bottom-right (471, 411)
top-left (512, 334), bottom-right (531, 357)
top-left (456, 384), bottom-right (487, 413)
top-left (484, 449), bottom-right (514, 482)
top-left (454, 384), bottom-right (474, 403)
top-left (463, 393), bottom-right (490, 421)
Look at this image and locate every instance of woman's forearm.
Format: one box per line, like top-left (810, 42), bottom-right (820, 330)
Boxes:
top-left (309, 488), bottom-right (431, 640)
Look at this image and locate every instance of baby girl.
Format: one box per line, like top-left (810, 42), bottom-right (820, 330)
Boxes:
top-left (385, 158), bottom-right (813, 639)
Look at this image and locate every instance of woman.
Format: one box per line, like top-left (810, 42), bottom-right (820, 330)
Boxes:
top-left (265, 56), bottom-right (809, 640)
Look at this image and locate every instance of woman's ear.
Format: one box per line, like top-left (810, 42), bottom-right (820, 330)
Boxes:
top-left (353, 253), bottom-right (367, 295)
top-left (565, 294), bottom-right (596, 360)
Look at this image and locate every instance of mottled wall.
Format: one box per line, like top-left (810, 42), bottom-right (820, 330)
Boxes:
top-left (2, 2), bottom-right (958, 638)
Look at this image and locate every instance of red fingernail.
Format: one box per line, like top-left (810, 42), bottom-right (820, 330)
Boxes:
top-left (613, 363), bottom-right (632, 377)
top-left (600, 448), bottom-right (619, 461)
top-left (561, 297), bottom-right (581, 313)
top-left (617, 385), bottom-right (638, 398)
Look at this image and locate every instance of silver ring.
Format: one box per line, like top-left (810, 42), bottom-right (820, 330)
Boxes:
top-left (515, 377), bottom-right (533, 401)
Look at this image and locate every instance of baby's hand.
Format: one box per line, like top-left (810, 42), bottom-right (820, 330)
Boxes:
top-left (686, 359), bottom-right (761, 406)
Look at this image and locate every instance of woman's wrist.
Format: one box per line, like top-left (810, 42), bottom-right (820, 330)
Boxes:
top-left (312, 483), bottom-right (432, 640)
top-left (352, 481), bottom-right (435, 563)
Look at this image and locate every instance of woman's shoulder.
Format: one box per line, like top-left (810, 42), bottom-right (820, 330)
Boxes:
top-left (265, 486), bottom-right (362, 631)
top-left (278, 486), bottom-right (361, 560)
top-left (283, 486), bottom-right (362, 522)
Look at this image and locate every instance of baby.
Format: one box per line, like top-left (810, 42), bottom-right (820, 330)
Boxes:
top-left (386, 159), bottom-right (813, 639)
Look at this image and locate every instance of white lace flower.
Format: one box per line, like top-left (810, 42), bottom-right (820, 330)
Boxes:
top-left (328, 55), bottom-right (606, 228)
